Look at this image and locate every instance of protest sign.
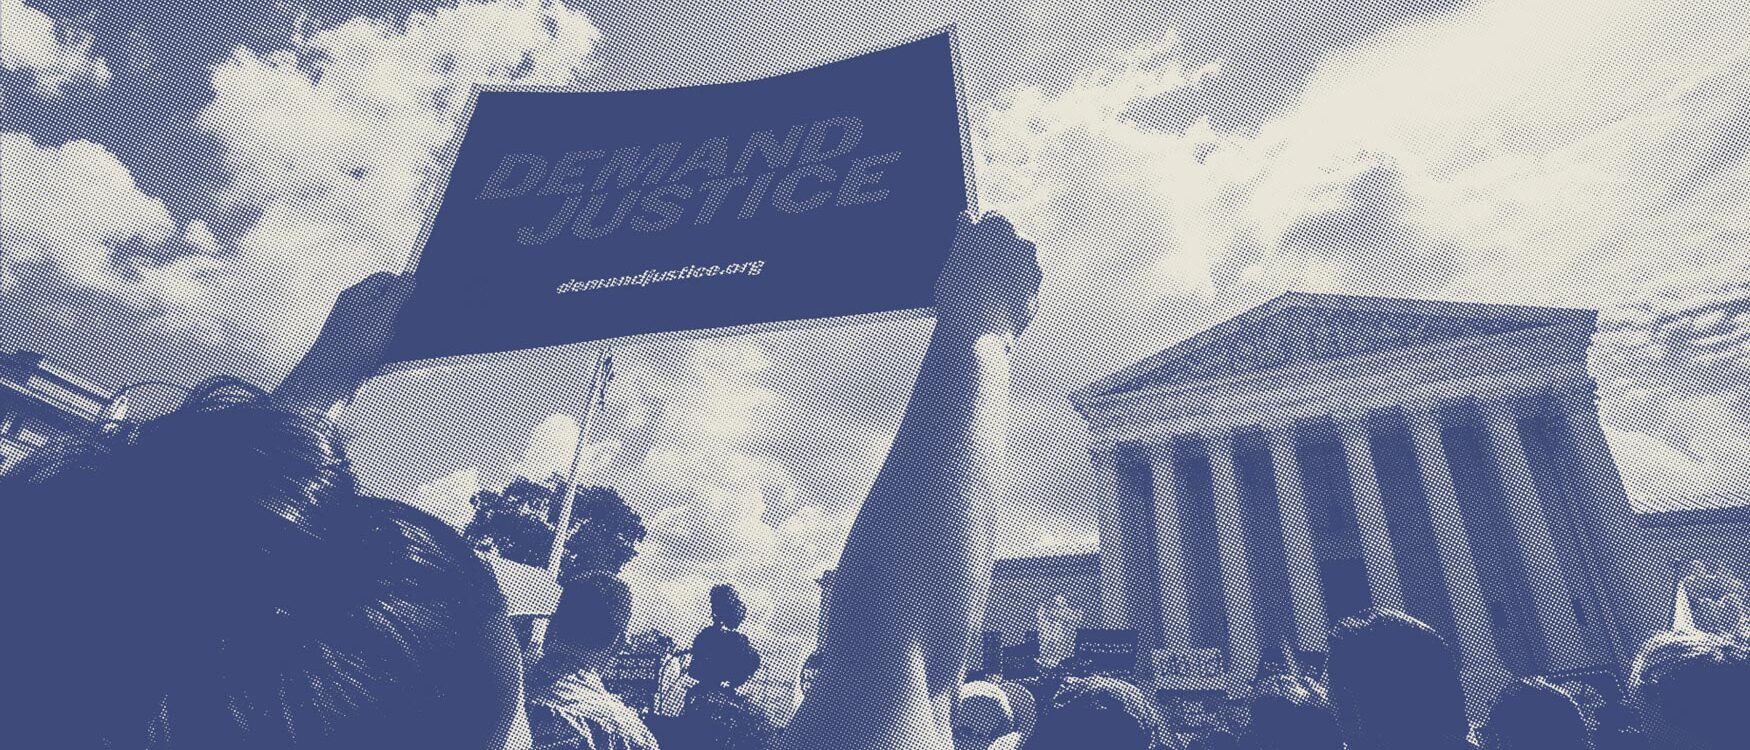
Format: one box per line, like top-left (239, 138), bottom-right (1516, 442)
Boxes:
top-left (383, 31), bottom-right (971, 368)
top-left (1072, 627), bottom-right (1139, 673)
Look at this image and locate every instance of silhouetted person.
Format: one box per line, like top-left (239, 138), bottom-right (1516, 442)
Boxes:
top-left (1483, 678), bottom-right (1592, 750)
top-left (526, 572), bottom-right (659, 750)
top-left (777, 212), bottom-right (1042, 750)
top-left (1326, 608), bottom-right (1477, 750)
top-left (1023, 676), bottom-right (1166, 750)
top-left (687, 584), bottom-right (762, 695)
top-left (1240, 673), bottom-right (1342, 750)
top-left (1630, 629), bottom-right (1750, 750)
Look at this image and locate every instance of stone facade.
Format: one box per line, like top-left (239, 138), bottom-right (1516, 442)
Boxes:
top-left (0, 350), bottom-right (113, 474)
top-left (1072, 292), bottom-right (1667, 715)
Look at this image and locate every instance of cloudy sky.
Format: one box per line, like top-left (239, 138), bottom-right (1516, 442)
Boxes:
top-left (5, 0), bottom-right (1749, 674)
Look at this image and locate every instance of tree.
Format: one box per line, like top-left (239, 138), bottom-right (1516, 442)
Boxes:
top-left (559, 484), bottom-right (647, 581)
top-left (462, 475), bottom-right (561, 568)
top-left (461, 474), bottom-right (647, 579)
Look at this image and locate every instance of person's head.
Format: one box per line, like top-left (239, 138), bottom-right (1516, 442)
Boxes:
top-left (711, 583), bottom-right (748, 629)
top-left (1188, 730), bottom-right (1239, 750)
top-left (675, 687), bottom-right (776, 750)
top-left (1325, 608), bottom-right (1471, 750)
top-left (546, 572), bottom-right (633, 669)
top-left (1, 381), bottom-right (523, 749)
top-left (1000, 681), bottom-right (1038, 739)
top-left (1241, 673), bottom-right (1342, 750)
top-left (1630, 629), bottom-right (1750, 750)
top-left (1024, 676), bottom-right (1165, 750)
top-left (955, 681), bottom-right (1015, 749)
top-left (1592, 701), bottom-right (1650, 750)
top-left (1484, 678), bottom-right (1592, 750)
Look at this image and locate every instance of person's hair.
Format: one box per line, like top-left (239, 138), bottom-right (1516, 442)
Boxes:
top-left (1325, 608), bottom-right (1471, 750)
top-left (956, 680), bottom-right (1015, 744)
top-left (1630, 629), bottom-right (1750, 750)
top-left (1023, 676), bottom-right (1165, 750)
top-left (1241, 673), bottom-right (1342, 750)
top-left (711, 583), bottom-right (748, 629)
top-left (1188, 730), bottom-right (1239, 750)
top-left (549, 572), bottom-right (634, 654)
top-left (672, 687), bottom-right (777, 750)
top-left (1591, 701), bottom-right (1650, 750)
top-left (1, 380), bottom-right (512, 749)
top-left (1485, 678), bottom-right (1592, 750)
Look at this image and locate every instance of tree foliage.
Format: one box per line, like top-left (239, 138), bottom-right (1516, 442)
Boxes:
top-left (461, 474), bottom-right (646, 579)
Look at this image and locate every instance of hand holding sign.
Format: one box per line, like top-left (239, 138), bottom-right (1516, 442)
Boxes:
top-left (936, 212), bottom-right (1042, 342)
top-left (383, 32), bottom-right (971, 368)
top-left (275, 271), bottom-right (417, 414)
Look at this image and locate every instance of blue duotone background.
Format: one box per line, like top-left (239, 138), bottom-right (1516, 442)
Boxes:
top-left (384, 32), bottom-right (968, 366)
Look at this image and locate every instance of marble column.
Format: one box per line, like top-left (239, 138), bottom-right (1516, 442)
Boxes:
top-left (1405, 403), bottom-right (1515, 719)
top-left (1150, 442), bottom-right (1200, 654)
top-left (1478, 396), bottom-right (1593, 671)
top-left (1091, 449), bottom-right (1147, 633)
top-left (1553, 385), bottom-right (1668, 670)
top-left (1333, 411), bottom-right (1406, 612)
top-left (1264, 420), bottom-right (1329, 652)
top-left (1206, 429), bottom-right (1264, 691)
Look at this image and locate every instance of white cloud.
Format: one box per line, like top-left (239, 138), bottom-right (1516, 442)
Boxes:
top-left (411, 466), bottom-right (483, 529)
top-left (0, 0), bottom-right (112, 95)
top-left (0, 132), bottom-right (217, 304)
top-left (511, 413), bottom-right (582, 479)
top-left (8, 0), bottom-right (601, 380)
top-left (974, 1), bottom-right (1750, 511)
top-left (1593, 279), bottom-right (1750, 504)
top-left (183, 0), bottom-right (600, 360)
top-left (600, 338), bottom-right (852, 678)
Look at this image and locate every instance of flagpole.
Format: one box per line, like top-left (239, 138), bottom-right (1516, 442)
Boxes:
top-left (547, 348), bottom-right (614, 574)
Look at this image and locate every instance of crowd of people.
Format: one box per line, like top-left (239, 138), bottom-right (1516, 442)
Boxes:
top-left (936, 606), bottom-right (1750, 750)
top-left (3, 211), bottom-right (1747, 750)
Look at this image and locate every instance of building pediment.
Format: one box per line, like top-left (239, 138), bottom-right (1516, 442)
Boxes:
top-left (1075, 292), bottom-right (1596, 404)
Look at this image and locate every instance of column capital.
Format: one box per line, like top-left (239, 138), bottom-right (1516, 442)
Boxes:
top-left (1144, 436), bottom-right (1188, 462)
top-left (1255, 413), bottom-right (1308, 436)
top-left (1401, 400), bottom-right (1448, 432)
top-left (1200, 424), bottom-right (1242, 448)
top-left (1399, 395), bottom-right (1460, 417)
top-left (1473, 387), bottom-right (1547, 419)
top-left (1328, 404), bottom-right (1373, 423)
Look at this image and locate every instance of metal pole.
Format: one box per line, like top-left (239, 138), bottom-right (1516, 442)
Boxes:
top-left (547, 348), bottom-right (613, 573)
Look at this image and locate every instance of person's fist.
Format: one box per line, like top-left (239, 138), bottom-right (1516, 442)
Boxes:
top-left (934, 211), bottom-right (1042, 340)
top-left (274, 271), bottom-right (416, 411)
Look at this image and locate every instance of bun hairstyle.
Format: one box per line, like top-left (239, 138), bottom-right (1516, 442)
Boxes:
top-left (2, 379), bottom-right (510, 749)
top-left (710, 583), bottom-right (748, 629)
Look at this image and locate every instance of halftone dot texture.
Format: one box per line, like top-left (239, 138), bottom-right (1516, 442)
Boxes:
top-left (6, 0), bottom-right (1750, 747)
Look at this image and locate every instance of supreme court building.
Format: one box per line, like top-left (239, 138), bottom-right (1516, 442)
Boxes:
top-left (1072, 291), bottom-right (1671, 713)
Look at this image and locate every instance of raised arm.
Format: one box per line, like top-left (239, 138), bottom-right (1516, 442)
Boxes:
top-left (272, 271), bottom-right (416, 415)
top-left (780, 212), bottom-right (1041, 750)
